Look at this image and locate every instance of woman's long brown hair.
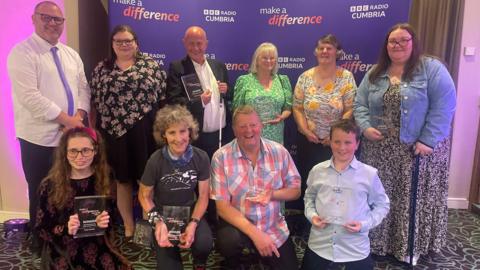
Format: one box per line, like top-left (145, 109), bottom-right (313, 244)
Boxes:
top-left (368, 23), bottom-right (423, 83)
top-left (43, 127), bottom-right (111, 209)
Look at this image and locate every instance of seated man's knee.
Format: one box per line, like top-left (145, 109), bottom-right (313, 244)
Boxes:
top-left (216, 222), bottom-right (243, 257)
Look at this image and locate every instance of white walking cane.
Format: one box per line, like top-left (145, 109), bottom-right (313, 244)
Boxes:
top-left (218, 98), bottom-right (224, 149)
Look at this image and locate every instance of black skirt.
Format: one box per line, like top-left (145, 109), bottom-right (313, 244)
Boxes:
top-left (101, 109), bottom-right (157, 183)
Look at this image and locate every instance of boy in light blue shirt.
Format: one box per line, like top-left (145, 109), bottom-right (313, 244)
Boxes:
top-left (301, 119), bottom-right (390, 270)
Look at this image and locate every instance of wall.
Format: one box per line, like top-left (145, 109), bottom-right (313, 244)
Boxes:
top-left (0, 0), bottom-right (65, 221)
top-left (447, 0), bottom-right (480, 208)
top-left (0, 0), bottom-right (108, 222)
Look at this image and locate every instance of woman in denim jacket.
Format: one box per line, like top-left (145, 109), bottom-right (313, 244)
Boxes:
top-left (354, 23), bottom-right (456, 265)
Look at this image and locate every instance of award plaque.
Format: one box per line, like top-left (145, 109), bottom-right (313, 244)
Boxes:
top-left (74, 195), bottom-right (107, 238)
top-left (245, 188), bottom-right (264, 203)
top-left (181, 73), bottom-right (203, 101)
top-left (161, 206), bottom-right (190, 246)
top-left (253, 96), bottom-right (276, 124)
top-left (373, 115), bottom-right (395, 137)
top-left (324, 215), bottom-right (347, 225)
top-left (320, 187), bottom-right (352, 226)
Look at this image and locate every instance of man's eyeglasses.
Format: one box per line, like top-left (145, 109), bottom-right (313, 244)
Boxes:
top-left (113, 39), bottom-right (135, 46)
top-left (388, 38), bottom-right (412, 47)
top-left (35, 13), bottom-right (65, 25)
top-left (67, 148), bottom-right (95, 158)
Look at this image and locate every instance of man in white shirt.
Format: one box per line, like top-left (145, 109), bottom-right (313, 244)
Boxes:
top-left (166, 26), bottom-right (232, 159)
top-left (167, 26), bottom-right (232, 229)
top-left (7, 1), bottom-right (90, 252)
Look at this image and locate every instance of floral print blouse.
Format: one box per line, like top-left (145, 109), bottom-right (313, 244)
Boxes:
top-left (293, 67), bottom-right (356, 139)
top-left (90, 54), bottom-right (167, 138)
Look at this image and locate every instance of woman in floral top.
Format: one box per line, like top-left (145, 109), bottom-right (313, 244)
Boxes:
top-left (90, 25), bottom-right (167, 239)
top-left (232, 42), bottom-right (292, 144)
top-left (293, 34), bottom-right (356, 188)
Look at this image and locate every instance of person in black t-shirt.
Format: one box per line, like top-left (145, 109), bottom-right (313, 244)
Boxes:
top-left (139, 105), bottom-right (212, 270)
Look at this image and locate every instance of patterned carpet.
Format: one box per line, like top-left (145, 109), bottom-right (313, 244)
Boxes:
top-left (0, 209), bottom-right (479, 269)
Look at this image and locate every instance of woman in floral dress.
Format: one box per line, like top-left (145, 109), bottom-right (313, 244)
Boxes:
top-left (293, 34), bottom-right (356, 192)
top-left (232, 42), bottom-right (292, 144)
top-left (354, 23), bottom-right (456, 265)
top-left (90, 25), bottom-right (167, 239)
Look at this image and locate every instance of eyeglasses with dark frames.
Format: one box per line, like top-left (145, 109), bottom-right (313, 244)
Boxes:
top-left (67, 148), bottom-right (95, 158)
top-left (35, 13), bottom-right (65, 25)
top-left (388, 38), bottom-right (412, 47)
top-left (112, 39), bottom-right (135, 46)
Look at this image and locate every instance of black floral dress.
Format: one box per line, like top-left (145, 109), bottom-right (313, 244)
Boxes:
top-left (361, 84), bottom-right (450, 261)
top-left (90, 54), bottom-right (166, 138)
top-left (36, 177), bottom-right (131, 269)
top-left (90, 54), bottom-right (167, 182)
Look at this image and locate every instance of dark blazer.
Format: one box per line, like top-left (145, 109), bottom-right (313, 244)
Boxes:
top-left (166, 56), bottom-right (232, 132)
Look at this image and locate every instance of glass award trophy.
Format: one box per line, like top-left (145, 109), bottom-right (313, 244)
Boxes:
top-left (321, 186), bottom-right (351, 226)
top-left (373, 115), bottom-right (394, 137)
top-left (253, 96), bottom-right (276, 124)
top-left (181, 73), bottom-right (203, 101)
top-left (74, 195), bottom-right (107, 238)
top-left (162, 206), bottom-right (190, 246)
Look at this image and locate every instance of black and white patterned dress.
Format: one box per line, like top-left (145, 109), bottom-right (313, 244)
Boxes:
top-left (90, 54), bottom-right (167, 182)
top-left (360, 84), bottom-right (450, 261)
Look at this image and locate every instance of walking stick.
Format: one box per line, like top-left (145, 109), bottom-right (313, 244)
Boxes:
top-left (218, 97), bottom-right (224, 149)
top-left (407, 154), bottom-right (421, 268)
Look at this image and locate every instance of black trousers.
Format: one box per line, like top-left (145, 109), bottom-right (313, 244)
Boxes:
top-left (193, 128), bottom-right (233, 227)
top-left (194, 129), bottom-right (224, 159)
top-left (301, 246), bottom-right (374, 270)
top-left (155, 217), bottom-right (213, 269)
top-left (216, 219), bottom-right (299, 270)
top-left (19, 139), bottom-right (55, 244)
top-left (295, 132), bottom-right (332, 206)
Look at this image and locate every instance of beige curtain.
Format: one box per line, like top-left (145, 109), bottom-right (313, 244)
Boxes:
top-left (409, 0), bottom-right (464, 84)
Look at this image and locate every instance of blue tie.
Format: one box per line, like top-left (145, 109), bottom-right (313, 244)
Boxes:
top-left (51, 47), bottom-right (74, 116)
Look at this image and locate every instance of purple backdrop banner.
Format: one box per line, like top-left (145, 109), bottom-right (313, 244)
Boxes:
top-left (108, 0), bottom-right (411, 84)
top-left (109, 0), bottom-right (411, 207)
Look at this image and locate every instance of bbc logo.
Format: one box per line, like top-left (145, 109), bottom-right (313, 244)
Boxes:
top-left (350, 5), bottom-right (369, 12)
top-left (203, 9), bottom-right (220, 15)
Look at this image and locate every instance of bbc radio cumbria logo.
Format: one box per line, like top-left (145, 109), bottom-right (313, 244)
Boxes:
top-left (203, 9), bottom-right (237, 23)
top-left (350, 3), bottom-right (388, 19)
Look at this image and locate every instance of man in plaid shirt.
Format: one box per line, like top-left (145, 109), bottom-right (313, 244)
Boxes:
top-left (211, 105), bottom-right (301, 269)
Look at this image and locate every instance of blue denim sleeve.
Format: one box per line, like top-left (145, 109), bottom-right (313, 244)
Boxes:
top-left (354, 70), bottom-right (373, 132)
top-left (418, 58), bottom-right (456, 147)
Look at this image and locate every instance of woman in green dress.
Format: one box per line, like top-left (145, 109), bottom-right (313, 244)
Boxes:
top-left (232, 42), bottom-right (292, 144)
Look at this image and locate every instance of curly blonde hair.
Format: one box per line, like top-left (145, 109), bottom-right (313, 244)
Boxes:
top-left (153, 104), bottom-right (199, 146)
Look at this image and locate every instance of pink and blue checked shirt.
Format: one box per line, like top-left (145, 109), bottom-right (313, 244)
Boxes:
top-left (210, 138), bottom-right (301, 247)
